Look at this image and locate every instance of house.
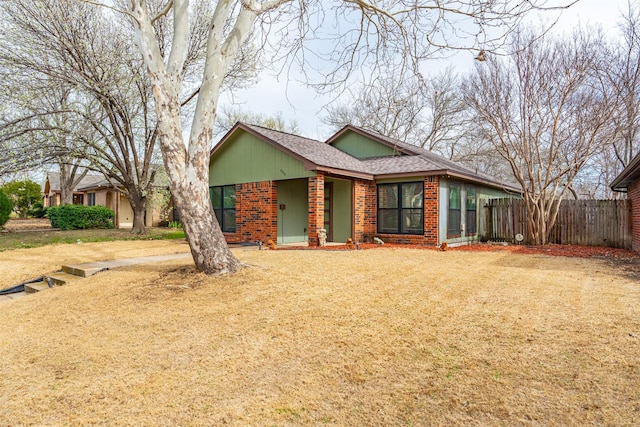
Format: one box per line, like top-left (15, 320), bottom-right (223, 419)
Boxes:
top-left (610, 152), bottom-right (640, 252)
top-left (209, 123), bottom-right (520, 246)
top-left (42, 172), bottom-right (163, 228)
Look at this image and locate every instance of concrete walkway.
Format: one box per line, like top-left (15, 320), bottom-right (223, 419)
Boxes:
top-left (0, 252), bottom-right (193, 302)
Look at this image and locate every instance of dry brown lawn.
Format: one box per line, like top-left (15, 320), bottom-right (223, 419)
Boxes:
top-left (0, 242), bottom-right (639, 426)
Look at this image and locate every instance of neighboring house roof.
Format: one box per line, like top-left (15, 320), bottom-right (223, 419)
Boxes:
top-left (44, 172), bottom-right (107, 193)
top-left (611, 151), bottom-right (640, 192)
top-left (213, 122), bottom-right (520, 192)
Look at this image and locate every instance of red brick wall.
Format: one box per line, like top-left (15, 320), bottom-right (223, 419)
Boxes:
top-left (225, 181), bottom-right (278, 244)
top-left (629, 179), bottom-right (640, 252)
top-left (423, 176), bottom-right (439, 245)
top-left (352, 176), bottom-right (440, 246)
top-left (308, 173), bottom-right (325, 247)
top-left (353, 179), bottom-right (376, 243)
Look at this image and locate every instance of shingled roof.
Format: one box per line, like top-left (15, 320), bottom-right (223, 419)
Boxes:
top-left (44, 172), bottom-right (108, 193)
top-left (611, 151), bottom-right (640, 192)
top-left (213, 122), bottom-right (519, 192)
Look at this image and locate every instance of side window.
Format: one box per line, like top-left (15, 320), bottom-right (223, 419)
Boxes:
top-left (210, 185), bottom-right (236, 232)
top-left (447, 183), bottom-right (461, 238)
top-left (466, 187), bottom-right (477, 235)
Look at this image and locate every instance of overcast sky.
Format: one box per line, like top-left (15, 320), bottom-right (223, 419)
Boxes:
top-left (218, 0), bottom-right (633, 141)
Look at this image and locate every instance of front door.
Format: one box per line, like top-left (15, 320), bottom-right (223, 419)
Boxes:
top-left (323, 183), bottom-right (333, 242)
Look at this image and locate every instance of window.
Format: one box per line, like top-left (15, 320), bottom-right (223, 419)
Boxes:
top-left (466, 187), bottom-right (477, 235)
top-left (210, 185), bottom-right (236, 232)
top-left (448, 183), bottom-right (461, 238)
top-left (377, 182), bottom-right (423, 234)
top-left (87, 193), bottom-right (96, 206)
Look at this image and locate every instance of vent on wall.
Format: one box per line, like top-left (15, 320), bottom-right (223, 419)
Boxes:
top-left (426, 176), bottom-right (434, 183)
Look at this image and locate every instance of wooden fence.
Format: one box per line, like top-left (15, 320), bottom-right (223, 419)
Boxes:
top-left (479, 198), bottom-right (632, 249)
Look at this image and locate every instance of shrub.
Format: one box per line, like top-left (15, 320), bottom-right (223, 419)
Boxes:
top-left (30, 202), bottom-right (48, 218)
top-left (0, 189), bottom-right (12, 228)
top-left (1, 180), bottom-right (41, 219)
top-left (47, 205), bottom-right (115, 230)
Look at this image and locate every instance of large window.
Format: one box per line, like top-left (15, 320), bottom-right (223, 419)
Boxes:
top-left (210, 185), bottom-right (236, 232)
top-left (466, 187), bottom-right (477, 235)
top-left (377, 182), bottom-right (423, 234)
top-left (448, 183), bottom-right (461, 238)
top-left (87, 193), bottom-right (96, 206)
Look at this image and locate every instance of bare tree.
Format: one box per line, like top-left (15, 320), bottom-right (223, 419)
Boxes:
top-left (609, 0), bottom-right (640, 169)
top-left (322, 68), bottom-right (469, 156)
top-left (118, 0), bottom-right (577, 274)
top-left (463, 28), bottom-right (615, 245)
top-left (214, 108), bottom-right (299, 139)
top-left (0, 0), bottom-right (164, 233)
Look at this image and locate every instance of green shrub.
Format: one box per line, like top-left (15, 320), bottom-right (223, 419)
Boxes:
top-left (0, 189), bottom-right (12, 228)
top-left (30, 201), bottom-right (48, 218)
top-left (47, 205), bottom-right (115, 230)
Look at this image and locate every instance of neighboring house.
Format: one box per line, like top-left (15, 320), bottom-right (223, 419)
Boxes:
top-left (42, 172), bottom-right (163, 228)
top-left (610, 153), bottom-right (640, 252)
top-left (209, 123), bottom-right (520, 246)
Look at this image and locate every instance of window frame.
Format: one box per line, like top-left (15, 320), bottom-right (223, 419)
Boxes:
top-left (447, 183), bottom-right (461, 238)
top-left (210, 185), bottom-right (236, 233)
top-left (466, 186), bottom-right (477, 235)
top-left (87, 192), bottom-right (96, 207)
top-left (377, 181), bottom-right (424, 235)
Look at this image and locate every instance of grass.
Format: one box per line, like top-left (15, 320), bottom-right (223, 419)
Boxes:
top-left (0, 242), bottom-right (639, 425)
top-left (0, 227), bottom-right (185, 252)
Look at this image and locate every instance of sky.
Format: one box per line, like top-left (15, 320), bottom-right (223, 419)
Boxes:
top-left (217, 0), bottom-right (632, 141)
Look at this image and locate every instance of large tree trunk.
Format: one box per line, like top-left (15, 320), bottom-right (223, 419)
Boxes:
top-left (128, 191), bottom-right (147, 234)
top-left (156, 94), bottom-right (240, 275)
top-left (169, 165), bottom-right (241, 275)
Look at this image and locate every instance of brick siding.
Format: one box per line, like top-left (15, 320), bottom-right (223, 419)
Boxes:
top-left (354, 176), bottom-right (440, 246)
top-left (225, 181), bottom-right (278, 244)
top-left (307, 173), bottom-right (325, 247)
top-left (629, 179), bottom-right (640, 252)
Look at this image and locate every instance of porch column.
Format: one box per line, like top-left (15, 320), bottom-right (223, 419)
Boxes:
top-left (308, 172), bottom-right (325, 247)
top-left (424, 176), bottom-right (439, 245)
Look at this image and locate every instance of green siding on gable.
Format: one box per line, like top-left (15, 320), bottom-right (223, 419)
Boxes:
top-left (210, 131), bottom-right (314, 186)
top-left (331, 132), bottom-right (400, 159)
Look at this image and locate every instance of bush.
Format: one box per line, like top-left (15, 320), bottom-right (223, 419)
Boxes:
top-left (1, 180), bottom-right (41, 219)
top-left (30, 202), bottom-right (47, 218)
top-left (0, 189), bottom-right (12, 228)
top-left (47, 205), bottom-right (115, 230)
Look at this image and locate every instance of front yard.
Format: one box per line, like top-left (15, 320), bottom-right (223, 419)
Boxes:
top-left (0, 242), bottom-right (638, 425)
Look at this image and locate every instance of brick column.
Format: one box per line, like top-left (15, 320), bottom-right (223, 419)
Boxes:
top-left (308, 173), bottom-right (325, 247)
top-left (353, 179), bottom-right (376, 243)
top-left (423, 176), bottom-right (439, 245)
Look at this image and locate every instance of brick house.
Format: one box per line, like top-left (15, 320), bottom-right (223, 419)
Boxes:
top-left (611, 152), bottom-right (640, 252)
top-left (209, 123), bottom-right (519, 246)
top-left (43, 172), bottom-right (163, 228)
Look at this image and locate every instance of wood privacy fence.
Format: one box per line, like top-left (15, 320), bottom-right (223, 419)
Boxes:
top-left (479, 198), bottom-right (632, 249)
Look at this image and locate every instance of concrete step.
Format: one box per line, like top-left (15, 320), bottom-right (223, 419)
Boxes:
top-left (46, 271), bottom-right (82, 286)
top-left (24, 282), bottom-right (51, 294)
top-left (62, 263), bottom-right (108, 278)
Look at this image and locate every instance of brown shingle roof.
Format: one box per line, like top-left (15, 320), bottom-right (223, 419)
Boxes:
top-left (213, 122), bottom-right (520, 192)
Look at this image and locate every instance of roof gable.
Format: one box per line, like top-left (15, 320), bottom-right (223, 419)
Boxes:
top-left (210, 122), bottom-right (520, 192)
top-left (611, 151), bottom-right (640, 192)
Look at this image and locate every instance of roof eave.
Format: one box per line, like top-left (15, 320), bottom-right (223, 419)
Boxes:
top-left (316, 166), bottom-right (373, 180)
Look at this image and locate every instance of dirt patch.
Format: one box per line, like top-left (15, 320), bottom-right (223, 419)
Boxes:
top-left (3, 218), bottom-right (52, 231)
top-left (0, 244), bottom-right (639, 425)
